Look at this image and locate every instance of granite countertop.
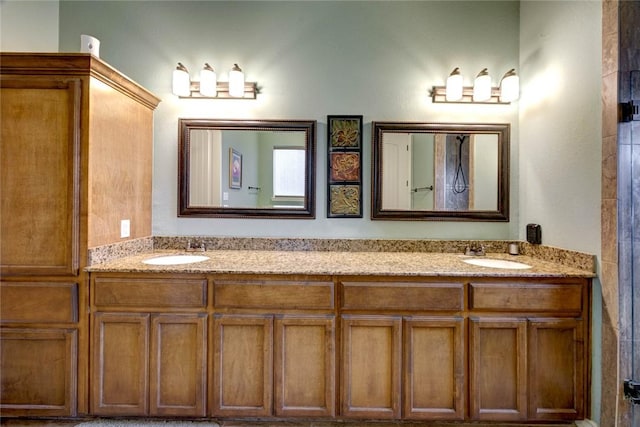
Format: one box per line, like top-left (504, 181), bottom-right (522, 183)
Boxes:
top-left (86, 249), bottom-right (595, 278)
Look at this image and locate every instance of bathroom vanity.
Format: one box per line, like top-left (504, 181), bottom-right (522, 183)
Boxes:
top-left (0, 53), bottom-right (160, 417)
top-left (83, 248), bottom-right (594, 423)
top-left (0, 53), bottom-right (594, 425)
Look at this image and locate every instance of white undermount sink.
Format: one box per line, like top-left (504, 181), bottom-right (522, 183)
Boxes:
top-left (462, 257), bottom-right (532, 270)
top-left (142, 254), bottom-right (210, 265)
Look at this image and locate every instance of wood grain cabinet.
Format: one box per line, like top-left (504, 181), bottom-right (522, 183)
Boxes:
top-left (212, 277), bottom-right (335, 418)
top-left (0, 53), bottom-right (159, 417)
top-left (340, 280), bottom-right (465, 420)
top-left (469, 280), bottom-right (588, 422)
top-left (469, 317), bottom-right (528, 420)
top-left (0, 281), bottom-right (80, 417)
top-left (83, 272), bottom-right (590, 424)
top-left (528, 318), bottom-right (584, 421)
top-left (90, 275), bottom-right (207, 417)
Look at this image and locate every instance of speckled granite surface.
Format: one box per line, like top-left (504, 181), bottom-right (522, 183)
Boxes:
top-left (86, 247), bottom-right (594, 278)
top-left (88, 237), bottom-right (153, 265)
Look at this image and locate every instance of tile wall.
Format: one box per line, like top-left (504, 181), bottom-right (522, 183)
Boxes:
top-left (601, 1), bottom-right (639, 425)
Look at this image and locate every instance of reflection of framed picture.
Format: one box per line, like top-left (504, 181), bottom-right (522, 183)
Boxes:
top-left (229, 148), bottom-right (242, 189)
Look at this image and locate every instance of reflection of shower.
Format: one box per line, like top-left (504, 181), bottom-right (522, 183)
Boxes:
top-left (452, 135), bottom-right (467, 194)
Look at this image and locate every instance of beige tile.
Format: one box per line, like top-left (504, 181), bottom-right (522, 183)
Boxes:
top-left (602, 135), bottom-right (618, 200)
top-left (602, 72), bottom-right (619, 138)
top-left (602, 29), bottom-right (619, 76)
top-left (602, 0), bottom-right (619, 36)
top-left (601, 199), bottom-right (618, 263)
top-left (601, 261), bottom-right (620, 333)
top-left (600, 304), bottom-right (620, 427)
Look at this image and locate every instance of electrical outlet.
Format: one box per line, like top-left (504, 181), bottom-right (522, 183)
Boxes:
top-left (120, 219), bottom-right (130, 238)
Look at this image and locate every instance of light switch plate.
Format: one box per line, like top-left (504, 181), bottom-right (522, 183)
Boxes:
top-left (120, 219), bottom-right (130, 238)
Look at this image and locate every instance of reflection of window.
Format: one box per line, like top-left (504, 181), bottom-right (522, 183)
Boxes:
top-left (273, 147), bottom-right (305, 198)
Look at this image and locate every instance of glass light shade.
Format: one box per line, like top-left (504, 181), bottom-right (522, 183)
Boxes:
top-left (473, 68), bottom-right (492, 102)
top-left (199, 63), bottom-right (217, 97)
top-left (172, 63), bottom-right (191, 97)
top-left (445, 68), bottom-right (463, 101)
top-left (500, 69), bottom-right (519, 102)
top-left (228, 63), bottom-right (245, 98)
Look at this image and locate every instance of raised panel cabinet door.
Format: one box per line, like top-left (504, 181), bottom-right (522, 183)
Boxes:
top-left (212, 314), bottom-right (273, 417)
top-left (0, 328), bottom-right (77, 417)
top-left (0, 78), bottom-right (81, 277)
top-left (341, 315), bottom-right (402, 419)
top-left (150, 314), bottom-right (207, 417)
top-left (403, 317), bottom-right (464, 420)
top-left (91, 312), bottom-right (149, 416)
top-left (528, 318), bottom-right (584, 421)
top-left (469, 317), bottom-right (527, 421)
top-left (274, 315), bottom-right (335, 417)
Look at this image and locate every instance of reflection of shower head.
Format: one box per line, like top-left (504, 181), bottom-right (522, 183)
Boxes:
top-left (453, 135), bottom-right (468, 194)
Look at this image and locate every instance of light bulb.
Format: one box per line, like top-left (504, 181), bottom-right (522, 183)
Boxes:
top-left (445, 67), bottom-right (463, 101)
top-left (199, 63), bottom-right (217, 97)
top-left (228, 64), bottom-right (245, 98)
top-left (172, 62), bottom-right (190, 97)
top-left (473, 68), bottom-right (491, 102)
top-left (499, 69), bottom-right (519, 102)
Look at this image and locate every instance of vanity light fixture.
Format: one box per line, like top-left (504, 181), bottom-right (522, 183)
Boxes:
top-left (199, 63), bottom-right (217, 97)
top-left (499, 68), bottom-right (519, 103)
top-left (228, 64), bottom-right (245, 98)
top-left (171, 62), bottom-right (257, 99)
top-left (172, 62), bottom-right (191, 97)
top-left (473, 68), bottom-right (492, 102)
top-left (431, 67), bottom-right (520, 104)
top-left (445, 67), bottom-right (464, 102)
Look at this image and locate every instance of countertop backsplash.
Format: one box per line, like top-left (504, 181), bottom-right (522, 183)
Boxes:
top-left (88, 236), bottom-right (596, 273)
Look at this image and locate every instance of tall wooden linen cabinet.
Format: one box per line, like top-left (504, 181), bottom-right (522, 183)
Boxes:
top-left (0, 53), bottom-right (160, 417)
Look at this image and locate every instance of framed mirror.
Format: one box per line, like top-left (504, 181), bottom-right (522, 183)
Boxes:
top-left (179, 119), bottom-right (316, 218)
top-left (372, 122), bottom-right (510, 221)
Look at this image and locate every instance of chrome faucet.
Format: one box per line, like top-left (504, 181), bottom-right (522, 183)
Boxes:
top-left (186, 239), bottom-right (206, 252)
top-left (465, 242), bottom-right (485, 256)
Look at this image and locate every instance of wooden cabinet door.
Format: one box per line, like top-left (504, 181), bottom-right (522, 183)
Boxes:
top-left (91, 313), bottom-right (149, 416)
top-left (150, 314), bottom-right (207, 417)
top-left (212, 314), bottom-right (273, 417)
top-left (469, 317), bottom-right (527, 421)
top-left (274, 315), bottom-right (335, 417)
top-left (403, 317), bottom-right (464, 420)
top-left (0, 78), bottom-right (81, 277)
top-left (341, 315), bottom-right (401, 419)
top-left (528, 318), bottom-right (584, 421)
top-left (0, 328), bottom-right (77, 417)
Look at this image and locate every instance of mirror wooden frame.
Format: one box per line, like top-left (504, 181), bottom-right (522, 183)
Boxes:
top-left (371, 122), bottom-right (510, 221)
top-left (178, 119), bottom-right (316, 218)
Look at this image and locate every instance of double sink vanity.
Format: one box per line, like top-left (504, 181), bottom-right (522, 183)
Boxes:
top-left (0, 54), bottom-right (594, 425)
top-left (81, 238), bottom-right (594, 423)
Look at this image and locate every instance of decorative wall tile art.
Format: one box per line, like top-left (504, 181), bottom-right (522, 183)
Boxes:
top-left (327, 115), bottom-right (363, 217)
top-left (330, 152), bottom-right (360, 182)
top-left (329, 185), bottom-right (361, 216)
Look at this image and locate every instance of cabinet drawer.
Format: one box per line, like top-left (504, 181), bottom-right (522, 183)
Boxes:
top-left (341, 282), bottom-right (464, 311)
top-left (1, 282), bottom-right (78, 323)
top-left (470, 282), bottom-right (583, 312)
top-left (214, 280), bottom-right (334, 309)
top-left (93, 277), bottom-right (206, 309)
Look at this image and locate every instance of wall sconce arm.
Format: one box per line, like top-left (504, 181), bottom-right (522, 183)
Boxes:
top-left (181, 81), bottom-right (258, 99)
top-left (431, 85), bottom-right (507, 104)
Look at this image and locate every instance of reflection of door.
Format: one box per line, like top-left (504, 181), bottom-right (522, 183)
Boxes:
top-left (189, 130), bottom-right (222, 206)
top-left (382, 133), bottom-right (411, 209)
